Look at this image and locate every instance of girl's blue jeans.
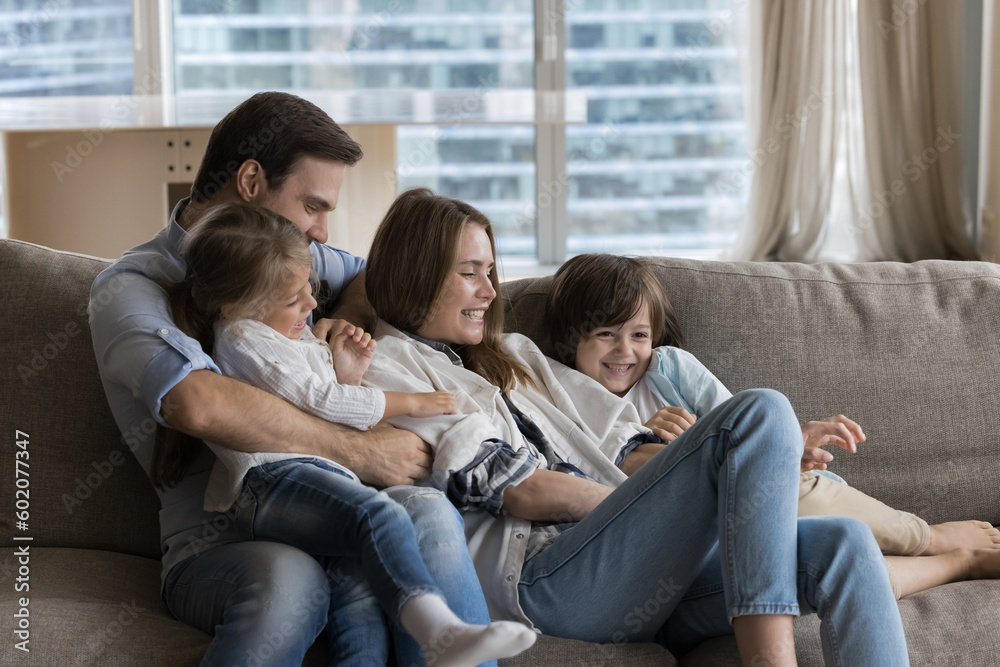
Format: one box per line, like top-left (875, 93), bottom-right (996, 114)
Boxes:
top-left (164, 480), bottom-right (493, 667)
top-left (518, 389), bottom-right (909, 666)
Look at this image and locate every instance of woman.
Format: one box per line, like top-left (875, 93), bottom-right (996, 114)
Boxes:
top-left (362, 188), bottom-right (910, 666)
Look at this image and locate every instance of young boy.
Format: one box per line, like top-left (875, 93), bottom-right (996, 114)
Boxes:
top-left (545, 253), bottom-right (1000, 599)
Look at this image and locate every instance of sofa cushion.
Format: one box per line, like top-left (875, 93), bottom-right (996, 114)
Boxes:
top-left (0, 240), bottom-right (162, 558)
top-left (678, 580), bottom-right (1000, 667)
top-left (503, 258), bottom-right (1000, 526)
top-left (0, 547), bottom-right (208, 666)
top-left (505, 635), bottom-right (677, 666)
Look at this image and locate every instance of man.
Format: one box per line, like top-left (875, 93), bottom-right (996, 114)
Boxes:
top-left (90, 92), bottom-right (492, 666)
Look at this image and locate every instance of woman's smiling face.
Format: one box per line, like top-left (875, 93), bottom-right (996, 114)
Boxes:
top-left (417, 223), bottom-right (497, 346)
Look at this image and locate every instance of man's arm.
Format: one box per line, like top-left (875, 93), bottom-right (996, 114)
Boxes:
top-left (327, 268), bottom-right (377, 331)
top-left (164, 370), bottom-right (431, 486)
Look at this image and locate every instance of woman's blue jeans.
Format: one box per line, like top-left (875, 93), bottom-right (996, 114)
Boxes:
top-left (164, 477), bottom-right (493, 667)
top-left (517, 389), bottom-right (909, 666)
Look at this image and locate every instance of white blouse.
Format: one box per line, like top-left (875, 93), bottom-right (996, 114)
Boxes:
top-left (202, 318), bottom-right (386, 511)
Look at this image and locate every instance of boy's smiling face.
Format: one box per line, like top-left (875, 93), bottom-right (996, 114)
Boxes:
top-left (574, 301), bottom-right (654, 397)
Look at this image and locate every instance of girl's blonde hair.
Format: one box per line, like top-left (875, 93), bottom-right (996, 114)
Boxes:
top-left (152, 201), bottom-right (313, 489)
top-left (545, 253), bottom-right (684, 367)
top-left (366, 188), bottom-right (532, 392)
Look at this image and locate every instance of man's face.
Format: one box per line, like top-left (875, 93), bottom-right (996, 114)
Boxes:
top-left (254, 156), bottom-right (346, 244)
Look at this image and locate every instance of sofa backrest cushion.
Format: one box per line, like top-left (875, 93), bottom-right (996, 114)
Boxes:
top-left (503, 258), bottom-right (1000, 526)
top-left (1, 240), bottom-right (161, 558)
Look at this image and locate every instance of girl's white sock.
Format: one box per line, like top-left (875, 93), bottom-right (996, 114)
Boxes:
top-left (399, 594), bottom-right (537, 667)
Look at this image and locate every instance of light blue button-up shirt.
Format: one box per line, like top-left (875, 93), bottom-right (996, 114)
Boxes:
top-left (88, 198), bottom-right (364, 584)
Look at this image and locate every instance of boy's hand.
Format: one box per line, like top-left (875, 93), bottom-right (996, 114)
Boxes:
top-left (330, 324), bottom-right (375, 386)
top-left (644, 406), bottom-right (696, 442)
top-left (800, 414), bottom-right (865, 471)
top-left (409, 391), bottom-right (458, 418)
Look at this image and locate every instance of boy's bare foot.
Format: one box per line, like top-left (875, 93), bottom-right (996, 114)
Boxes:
top-left (923, 521), bottom-right (1000, 556)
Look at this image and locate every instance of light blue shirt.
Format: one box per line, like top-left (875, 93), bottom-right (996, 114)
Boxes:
top-left (88, 198), bottom-right (365, 584)
top-left (642, 346), bottom-right (846, 485)
top-left (642, 345), bottom-right (733, 416)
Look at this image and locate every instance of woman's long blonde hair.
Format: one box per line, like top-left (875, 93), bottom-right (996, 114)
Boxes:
top-left (152, 202), bottom-right (313, 489)
top-left (366, 188), bottom-right (532, 392)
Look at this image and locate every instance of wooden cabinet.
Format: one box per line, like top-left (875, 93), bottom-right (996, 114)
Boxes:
top-left (3, 123), bottom-right (396, 259)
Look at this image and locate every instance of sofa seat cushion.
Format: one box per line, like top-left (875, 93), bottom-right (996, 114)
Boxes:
top-left (0, 547), bottom-right (209, 666)
top-left (502, 635), bottom-right (677, 666)
top-left (680, 580), bottom-right (1000, 666)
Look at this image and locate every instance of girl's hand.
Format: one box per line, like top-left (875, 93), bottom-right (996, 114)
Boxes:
top-left (312, 317), bottom-right (353, 343)
top-left (800, 414), bottom-right (865, 471)
top-left (331, 324), bottom-right (375, 386)
top-left (409, 391), bottom-right (458, 418)
top-left (644, 406), bottom-right (696, 442)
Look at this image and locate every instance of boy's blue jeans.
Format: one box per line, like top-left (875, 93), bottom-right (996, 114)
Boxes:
top-left (164, 480), bottom-right (493, 667)
top-left (518, 389), bottom-right (909, 666)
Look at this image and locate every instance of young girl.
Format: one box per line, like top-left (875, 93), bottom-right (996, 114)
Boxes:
top-left (152, 201), bottom-right (536, 667)
top-left (546, 252), bottom-right (1000, 599)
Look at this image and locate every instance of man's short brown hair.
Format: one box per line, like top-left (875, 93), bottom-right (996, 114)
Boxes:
top-left (190, 92), bottom-right (363, 203)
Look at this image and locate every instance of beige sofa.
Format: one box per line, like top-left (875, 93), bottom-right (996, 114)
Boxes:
top-left (2, 237), bottom-right (999, 666)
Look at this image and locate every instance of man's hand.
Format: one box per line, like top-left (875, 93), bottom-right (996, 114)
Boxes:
top-left (800, 414), bottom-right (865, 472)
top-left (351, 424), bottom-right (434, 487)
top-left (644, 406), bottom-right (696, 442)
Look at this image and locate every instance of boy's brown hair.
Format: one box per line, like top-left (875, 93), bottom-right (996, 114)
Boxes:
top-left (545, 253), bottom-right (684, 367)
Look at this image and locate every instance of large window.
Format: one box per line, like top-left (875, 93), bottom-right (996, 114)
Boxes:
top-left (565, 1), bottom-right (747, 257)
top-left (0, 0), bottom-right (134, 236)
top-left (172, 1), bottom-right (538, 258)
top-left (0, 0), bottom-right (133, 97)
top-left (1, 1), bottom-right (748, 265)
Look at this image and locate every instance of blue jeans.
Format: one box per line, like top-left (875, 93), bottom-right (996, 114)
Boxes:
top-left (517, 389), bottom-right (909, 666)
top-left (164, 475), bottom-right (493, 667)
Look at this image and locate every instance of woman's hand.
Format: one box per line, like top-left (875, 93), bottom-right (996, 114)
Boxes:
top-left (800, 414), bottom-right (865, 472)
top-left (502, 469), bottom-right (614, 523)
top-left (644, 406), bottom-right (696, 442)
top-left (330, 324), bottom-right (375, 386)
top-left (619, 443), bottom-right (667, 476)
top-left (409, 391), bottom-right (458, 418)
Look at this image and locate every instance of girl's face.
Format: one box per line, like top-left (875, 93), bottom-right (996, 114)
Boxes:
top-left (258, 264), bottom-right (317, 339)
top-left (574, 301), bottom-right (654, 397)
top-left (417, 223), bottom-right (497, 346)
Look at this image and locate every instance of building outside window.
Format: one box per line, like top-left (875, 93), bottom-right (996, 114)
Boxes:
top-left (0, 0), bottom-right (133, 97)
top-left (0, 0), bottom-right (748, 265)
top-left (565, 1), bottom-right (747, 258)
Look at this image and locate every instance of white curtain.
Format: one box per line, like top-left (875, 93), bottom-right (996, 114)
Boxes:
top-left (854, 0), bottom-right (978, 261)
top-left (979, 0), bottom-right (1000, 262)
top-left (730, 0), bottom-right (848, 261)
top-left (732, 0), bottom-right (979, 262)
